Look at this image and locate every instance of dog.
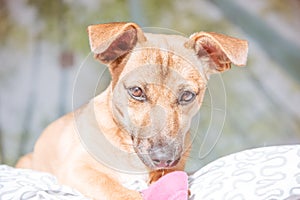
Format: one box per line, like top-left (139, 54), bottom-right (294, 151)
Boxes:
top-left (16, 22), bottom-right (248, 200)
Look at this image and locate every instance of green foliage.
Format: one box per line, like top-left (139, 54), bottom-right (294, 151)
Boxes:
top-left (263, 0), bottom-right (297, 19)
top-left (0, 1), bottom-right (28, 46)
top-left (143, 0), bottom-right (174, 24)
top-left (0, 2), bottom-right (12, 43)
top-left (26, 0), bottom-right (69, 39)
top-left (23, 0), bottom-right (133, 53)
top-left (98, 0), bottom-right (130, 22)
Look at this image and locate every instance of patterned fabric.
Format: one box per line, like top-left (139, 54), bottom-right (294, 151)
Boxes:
top-left (189, 145), bottom-right (300, 200)
top-left (0, 165), bottom-right (89, 200)
top-left (1, 145), bottom-right (300, 199)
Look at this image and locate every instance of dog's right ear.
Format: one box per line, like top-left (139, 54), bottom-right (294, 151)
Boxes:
top-left (185, 32), bottom-right (248, 76)
top-left (88, 22), bottom-right (146, 64)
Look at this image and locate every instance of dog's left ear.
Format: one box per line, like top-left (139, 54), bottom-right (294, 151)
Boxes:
top-left (88, 22), bottom-right (146, 63)
top-left (185, 32), bottom-right (248, 75)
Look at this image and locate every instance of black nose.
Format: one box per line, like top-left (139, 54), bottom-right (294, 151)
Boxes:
top-left (151, 157), bottom-right (180, 168)
top-left (149, 147), bottom-right (181, 168)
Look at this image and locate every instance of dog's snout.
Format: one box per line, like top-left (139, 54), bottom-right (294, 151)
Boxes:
top-left (151, 156), bottom-right (180, 168)
top-left (149, 145), bottom-right (181, 168)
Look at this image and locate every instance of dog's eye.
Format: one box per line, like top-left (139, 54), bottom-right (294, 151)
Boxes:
top-left (128, 86), bottom-right (146, 101)
top-left (178, 91), bottom-right (196, 105)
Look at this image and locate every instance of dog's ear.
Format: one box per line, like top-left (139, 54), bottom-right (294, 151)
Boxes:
top-left (185, 32), bottom-right (248, 75)
top-left (88, 22), bottom-right (146, 63)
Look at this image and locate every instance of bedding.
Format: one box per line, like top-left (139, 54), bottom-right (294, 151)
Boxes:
top-left (0, 165), bottom-right (88, 200)
top-left (189, 145), bottom-right (300, 200)
top-left (1, 145), bottom-right (300, 200)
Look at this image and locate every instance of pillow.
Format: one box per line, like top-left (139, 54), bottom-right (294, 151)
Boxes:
top-left (1, 145), bottom-right (300, 200)
top-left (0, 165), bottom-right (88, 200)
top-left (189, 145), bottom-right (300, 200)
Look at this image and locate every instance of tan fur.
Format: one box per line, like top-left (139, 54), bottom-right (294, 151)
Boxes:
top-left (16, 22), bottom-right (248, 200)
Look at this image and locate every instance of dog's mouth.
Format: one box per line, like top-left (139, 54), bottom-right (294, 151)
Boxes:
top-left (131, 137), bottom-right (182, 170)
top-left (136, 151), bottom-right (181, 170)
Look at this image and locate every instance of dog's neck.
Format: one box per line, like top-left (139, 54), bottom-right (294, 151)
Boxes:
top-left (93, 85), bottom-right (134, 153)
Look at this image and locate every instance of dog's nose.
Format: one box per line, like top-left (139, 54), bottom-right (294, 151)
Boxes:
top-left (151, 157), bottom-right (180, 168)
top-left (150, 152), bottom-right (180, 168)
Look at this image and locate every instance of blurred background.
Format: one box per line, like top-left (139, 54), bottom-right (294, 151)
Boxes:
top-left (0, 0), bottom-right (300, 173)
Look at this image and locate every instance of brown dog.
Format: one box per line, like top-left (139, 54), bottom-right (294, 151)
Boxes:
top-left (16, 22), bottom-right (248, 200)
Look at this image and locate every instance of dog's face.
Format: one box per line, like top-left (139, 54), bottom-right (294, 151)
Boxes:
top-left (111, 42), bottom-right (206, 169)
top-left (88, 22), bottom-right (248, 170)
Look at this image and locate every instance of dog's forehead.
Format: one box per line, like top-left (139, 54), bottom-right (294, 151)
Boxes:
top-left (139, 33), bottom-right (199, 66)
top-left (142, 33), bottom-right (189, 51)
top-left (120, 33), bottom-right (206, 83)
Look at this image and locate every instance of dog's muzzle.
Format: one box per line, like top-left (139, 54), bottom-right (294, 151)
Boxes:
top-left (133, 139), bottom-right (183, 169)
top-left (149, 147), bottom-right (181, 168)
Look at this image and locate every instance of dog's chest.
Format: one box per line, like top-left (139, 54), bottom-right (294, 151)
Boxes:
top-left (118, 172), bottom-right (149, 191)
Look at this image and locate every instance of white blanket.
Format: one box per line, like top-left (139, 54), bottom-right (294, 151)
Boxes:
top-left (1, 145), bottom-right (300, 200)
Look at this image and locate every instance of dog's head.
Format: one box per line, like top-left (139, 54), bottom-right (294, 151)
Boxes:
top-left (88, 22), bottom-right (248, 170)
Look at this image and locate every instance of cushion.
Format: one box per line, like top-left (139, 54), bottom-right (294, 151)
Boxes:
top-left (1, 145), bottom-right (300, 200)
top-left (189, 145), bottom-right (300, 200)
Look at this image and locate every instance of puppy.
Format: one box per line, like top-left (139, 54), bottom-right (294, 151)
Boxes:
top-left (16, 22), bottom-right (248, 200)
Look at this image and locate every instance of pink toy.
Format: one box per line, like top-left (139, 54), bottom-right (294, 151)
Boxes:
top-left (141, 171), bottom-right (189, 200)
